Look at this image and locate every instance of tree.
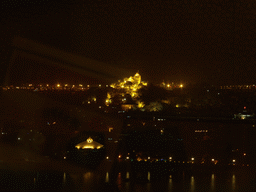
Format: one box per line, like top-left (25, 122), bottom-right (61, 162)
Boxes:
top-left (138, 83), bottom-right (169, 105)
top-left (146, 101), bottom-right (163, 112)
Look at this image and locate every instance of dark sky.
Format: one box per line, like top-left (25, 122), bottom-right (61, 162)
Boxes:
top-left (1, 0), bottom-right (256, 85)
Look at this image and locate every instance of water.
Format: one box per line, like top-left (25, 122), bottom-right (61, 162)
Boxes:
top-left (0, 167), bottom-right (255, 191)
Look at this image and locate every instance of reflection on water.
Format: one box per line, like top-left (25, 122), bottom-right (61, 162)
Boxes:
top-left (211, 174), bottom-right (215, 191)
top-left (0, 168), bottom-right (256, 191)
top-left (232, 174), bottom-right (235, 191)
top-left (106, 172), bottom-right (109, 183)
top-left (168, 175), bottom-right (173, 191)
top-left (63, 172), bottom-right (66, 188)
top-left (191, 176), bottom-right (195, 192)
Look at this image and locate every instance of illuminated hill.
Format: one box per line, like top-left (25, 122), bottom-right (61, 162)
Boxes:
top-left (109, 72), bottom-right (147, 98)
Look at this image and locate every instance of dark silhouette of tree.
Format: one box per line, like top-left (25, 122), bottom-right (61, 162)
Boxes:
top-left (124, 94), bottom-right (134, 104)
top-left (110, 94), bottom-right (122, 106)
top-left (138, 83), bottom-right (169, 105)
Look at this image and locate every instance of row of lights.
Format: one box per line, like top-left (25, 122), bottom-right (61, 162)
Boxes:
top-left (166, 84), bottom-right (183, 88)
top-left (9, 84), bottom-right (108, 88)
top-left (57, 84), bottom-right (105, 88)
top-left (106, 156), bottom-right (245, 165)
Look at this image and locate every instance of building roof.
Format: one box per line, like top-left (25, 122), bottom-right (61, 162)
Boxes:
top-left (75, 137), bottom-right (104, 149)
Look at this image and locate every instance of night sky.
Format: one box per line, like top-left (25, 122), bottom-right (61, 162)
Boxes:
top-left (1, 0), bottom-right (256, 85)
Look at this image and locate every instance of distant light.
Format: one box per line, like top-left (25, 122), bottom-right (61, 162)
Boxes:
top-left (180, 84), bottom-right (183, 88)
top-left (233, 159), bottom-right (236, 163)
top-left (64, 157), bottom-right (66, 159)
top-left (99, 84), bottom-right (101, 87)
top-left (57, 84), bottom-right (60, 87)
top-left (106, 85), bottom-right (108, 87)
top-left (126, 157), bottom-right (129, 159)
top-left (244, 153), bottom-right (246, 156)
top-left (46, 84), bottom-right (49, 87)
top-left (106, 157), bottom-right (109, 159)
top-left (65, 84), bottom-right (68, 87)
top-left (191, 157), bottom-right (194, 161)
top-left (88, 101), bottom-right (90, 104)
top-left (53, 122), bottom-right (56, 124)
top-left (118, 155), bottom-right (121, 159)
top-left (18, 137), bottom-right (21, 140)
top-left (79, 84), bottom-right (83, 87)
top-left (99, 106), bottom-right (101, 108)
top-left (169, 157), bottom-right (172, 160)
top-left (244, 106), bottom-right (246, 110)
top-left (211, 159), bottom-right (214, 162)
top-left (87, 85), bottom-right (90, 87)
top-left (148, 157), bottom-right (150, 160)
top-left (207, 90), bottom-right (209, 92)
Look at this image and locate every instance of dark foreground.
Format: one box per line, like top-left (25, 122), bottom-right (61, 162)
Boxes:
top-left (0, 161), bottom-right (256, 192)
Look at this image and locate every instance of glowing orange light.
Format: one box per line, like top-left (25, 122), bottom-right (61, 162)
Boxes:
top-left (87, 137), bottom-right (93, 143)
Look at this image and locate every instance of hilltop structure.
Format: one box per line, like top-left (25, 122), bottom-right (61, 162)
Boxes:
top-left (110, 72), bottom-right (147, 98)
